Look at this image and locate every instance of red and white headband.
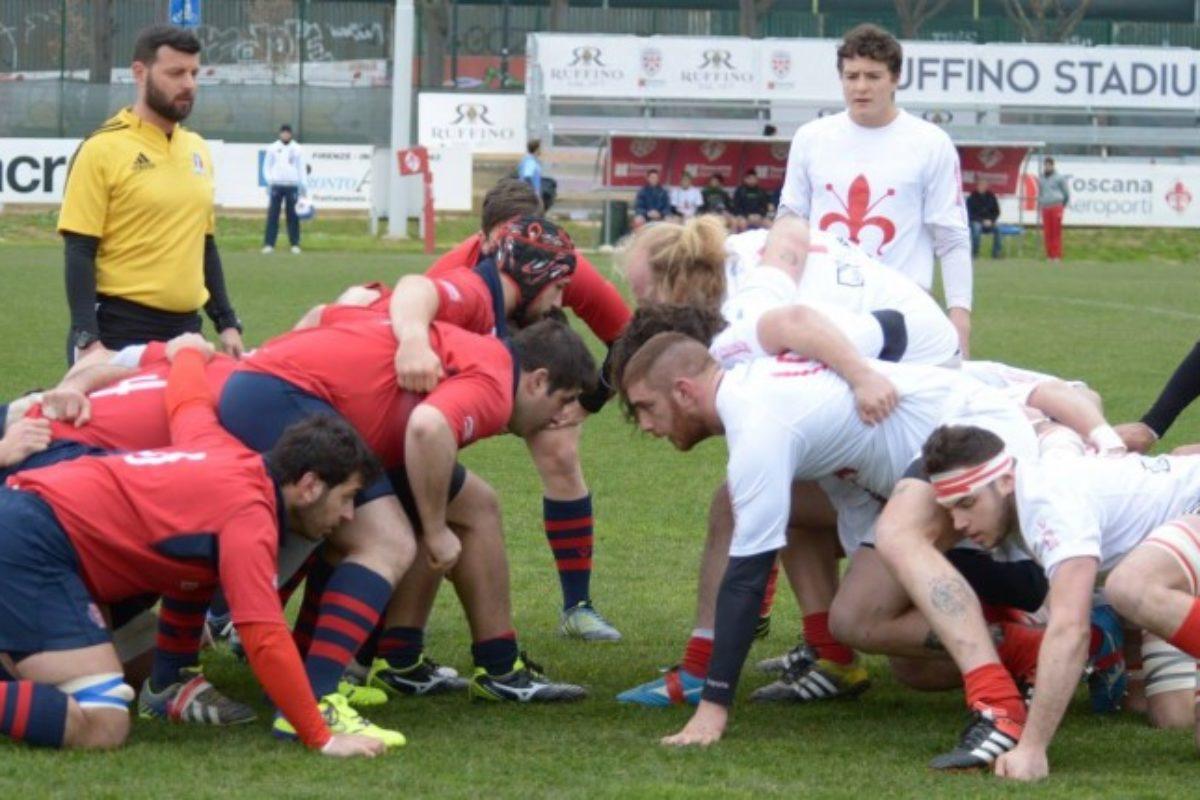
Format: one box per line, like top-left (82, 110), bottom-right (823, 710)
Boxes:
top-left (930, 450), bottom-right (1014, 506)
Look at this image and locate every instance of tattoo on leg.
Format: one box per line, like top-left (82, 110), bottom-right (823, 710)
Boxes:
top-left (928, 577), bottom-right (971, 618)
top-left (923, 630), bottom-right (944, 652)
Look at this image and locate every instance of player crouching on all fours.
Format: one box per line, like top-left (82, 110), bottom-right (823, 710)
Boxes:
top-left (916, 425), bottom-right (1200, 781)
top-left (0, 343), bottom-right (385, 757)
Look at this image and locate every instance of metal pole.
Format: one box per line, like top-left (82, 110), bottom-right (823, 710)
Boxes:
top-left (500, 0), bottom-right (511, 85)
top-left (59, 0), bottom-right (67, 136)
top-left (450, 1), bottom-right (459, 89)
top-left (298, 0), bottom-right (306, 139)
top-left (387, 0), bottom-right (415, 238)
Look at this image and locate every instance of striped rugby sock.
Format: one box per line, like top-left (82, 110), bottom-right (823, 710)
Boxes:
top-left (0, 681), bottom-right (68, 747)
top-left (378, 626), bottom-right (425, 670)
top-left (544, 495), bottom-right (594, 610)
top-left (151, 595), bottom-right (208, 690)
top-left (291, 555), bottom-right (335, 657)
top-left (304, 562), bottom-right (392, 698)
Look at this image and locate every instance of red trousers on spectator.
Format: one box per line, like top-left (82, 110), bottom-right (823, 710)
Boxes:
top-left (1041, 205), bottom-right (1064, 259)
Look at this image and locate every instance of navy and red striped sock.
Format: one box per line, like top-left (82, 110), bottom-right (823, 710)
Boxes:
top-left (472, 630), bottom-right (519, 676)
top-left (0, 681), bottom-right (68, 747)
top-left (305, 562), bottom-right (392, 698)
top-left (759, 561), bottom-right (780, 618)
top-left (378, 626), bottom-right (425, 670)
top-left (152, 595), bottom-right (208, 691)
top-left (292, 555), bottom-right (335, 656)
top-left (544, 495), bottom-right (594, 610)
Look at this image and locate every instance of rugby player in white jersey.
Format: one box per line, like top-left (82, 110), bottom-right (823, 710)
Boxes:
top-left (615, 216), bottom-right (970, 706)
top-left (921, 424), bottom-right (1200, 779)
top-left (778, 24), bottom-right (973, 356)
top-left (615, 332), bottom-right (1041, 756)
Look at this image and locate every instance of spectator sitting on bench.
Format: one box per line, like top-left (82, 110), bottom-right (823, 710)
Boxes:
top-left (669, 172), bottom-right (703, 220)
top-left (966, 178), bottom-right (1002, 259)
top-left (731, 169), bottom-right (773, 232)
top-left (699, 174), bottom-right (733, 225)
top-left (633, 169), bottom-right (672, 229)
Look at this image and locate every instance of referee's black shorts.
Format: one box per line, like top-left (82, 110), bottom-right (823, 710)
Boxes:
top-left (67, 295), bottom-right (202, 364)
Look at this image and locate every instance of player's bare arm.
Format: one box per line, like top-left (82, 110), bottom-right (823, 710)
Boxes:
top-left (389, 274), bottom-right (445, 391)
top-left (995, 557), bottom-right (1098, 782)
top-left (404, 404), bottom-right (462, 571)
top-left (756, 305), bottom-right (899, 425)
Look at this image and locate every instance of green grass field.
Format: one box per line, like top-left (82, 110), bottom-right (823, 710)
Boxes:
top-left (2, 225), bottom-right (1200, 799)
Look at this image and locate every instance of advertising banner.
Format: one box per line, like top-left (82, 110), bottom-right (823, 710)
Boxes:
top-left (1010, 159), bottom-right (1200, 228)
top-left (958, 146), bottom-right (1032, 195)
top-left (218, 143), bottom-right (373, 210)
top-left (418, 92), bottom-right (527, 155)
top-left (534, 33), bottom-right (1200, 112)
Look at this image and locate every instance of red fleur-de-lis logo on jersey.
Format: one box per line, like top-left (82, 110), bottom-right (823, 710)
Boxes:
top-left (819, 175), bottom-right (896, 255)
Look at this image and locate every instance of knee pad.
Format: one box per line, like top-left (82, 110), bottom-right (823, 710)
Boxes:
top-left (111, 609), bottom-right (157, 663)
top-left (58, 672), bottom-right (136, 711)
top-left (1143, 634), bottom-right (1198, 698)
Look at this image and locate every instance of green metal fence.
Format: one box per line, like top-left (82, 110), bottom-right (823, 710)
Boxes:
top-left (5, 0), bottom-right (1200, 143)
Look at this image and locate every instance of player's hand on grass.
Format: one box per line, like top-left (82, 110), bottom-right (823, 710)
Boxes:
top-left (425, 526), bottom-right (462, 573)
top-left (219, 327), bottom-right (246, 359)
top-left (660, 701), bottom-right (727, 748)
top-left (1114, 422), bottom-right (1157, 454)
top-left (394, 334), bottom-right (444, 393)
top-left (994, 745), bottom-right (1048, 782)
top-left (321, 733), bottom-right (386, 758)
top-left (166, 333), bottom-right (216, 362)
top-left (0, 417), bottom-right (53, 466)
top-left (850, 369), bottom-right (898, 426)
top-left (39, 388), bottom-right (91, 427)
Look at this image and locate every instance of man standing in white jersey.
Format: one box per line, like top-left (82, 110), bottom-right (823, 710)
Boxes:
top-left (924, 425), bottom-right (1200, 780)
top-left (617, 332), bottom-right (1038, 749)
top-left (778, 24), bottom-right (973, 356)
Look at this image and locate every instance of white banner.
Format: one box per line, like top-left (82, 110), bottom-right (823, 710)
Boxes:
top-left (1000, 159), bottom-right (1200, 228)
top-left (215, 143), bottom-right (373, 210)
top-left (403, 147), bottom-right (473, 212)
top-left (0, 138), bottom-right (373, 210)
top-left (418, 93), bottom-right (527, 155)
top-left (0, 138), bottom-right (76, 202)
top-left (533, 33), bottom-right (1200, 111)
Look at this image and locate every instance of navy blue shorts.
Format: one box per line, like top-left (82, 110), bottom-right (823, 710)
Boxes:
top-left (0, 439), bottom-right (111, 483)
top-left (218, 371), bottom-right (393, 505)
top-left (0, 489), bottom-right (111, 658)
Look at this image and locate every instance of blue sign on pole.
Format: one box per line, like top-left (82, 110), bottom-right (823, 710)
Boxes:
top-left (169, 0), bottom-right (201, 27)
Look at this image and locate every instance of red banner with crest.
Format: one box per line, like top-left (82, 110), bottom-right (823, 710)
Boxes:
top-left (607, 137), bottom-right (1031, 197)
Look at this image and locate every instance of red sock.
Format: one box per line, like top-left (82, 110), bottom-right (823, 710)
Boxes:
top-left (681, 634), bottom-right (713, 678)
top-left (1167, 598), bottom-right (1200, 658)
top-left (963, 662), bottom-right (1026, 724)
top-left (759, 562), bottom-right (780, 618)
top-left (803, 612), bottom-right (854, 665)
top-left (995, 622), bottom-right (1044, 683)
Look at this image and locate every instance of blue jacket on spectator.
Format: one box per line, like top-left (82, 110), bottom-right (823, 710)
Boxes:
top-left (635, 184), bottom-right (672, 218)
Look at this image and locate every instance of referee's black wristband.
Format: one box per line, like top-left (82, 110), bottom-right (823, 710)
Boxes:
top-left (211, 313), bottom-right (243, 334)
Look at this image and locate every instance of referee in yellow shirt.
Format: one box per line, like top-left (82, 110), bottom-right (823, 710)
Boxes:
top-left (58, 25), bottom-right (243, 363)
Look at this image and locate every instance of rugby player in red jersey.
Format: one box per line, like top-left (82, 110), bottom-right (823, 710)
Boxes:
top-left (0, 344), bottom-right (385, 756)
top-left (220, 314), bottom-right (596, 706)
top-left (302, 182), bottom-right (631, 641)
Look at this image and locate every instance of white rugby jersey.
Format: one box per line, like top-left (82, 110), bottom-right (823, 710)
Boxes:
top-left (1014, 454), bottom-right (1200, 577)
top-left (713, 230), bottom-right (958, 367)
top-left (779, 110), bottom-right (971, 309)
top-left (962, 360), bottom-right (1086, 408)
top-left (716, 356), bottom-right (1035, 557)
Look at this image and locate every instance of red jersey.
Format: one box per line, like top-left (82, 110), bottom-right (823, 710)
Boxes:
top-left (428, 233), bottom-right (632, 344)
top-left (242, 315), bottom-right (513, 466)
top-left (10, 363), bottom-right (282, 627)
top-left (26, 343), bottom-right (236, 452)
top-left (319, 268), bottom-right (498, 337)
